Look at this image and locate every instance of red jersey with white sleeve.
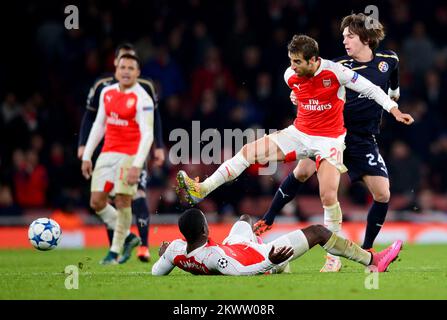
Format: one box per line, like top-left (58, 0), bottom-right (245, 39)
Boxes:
top-left (284, 58), bottom-right (398, 138)
top-left (82, 82), bottom-right (154, 168)
top-left (151, 238), bottom-right (276, 276)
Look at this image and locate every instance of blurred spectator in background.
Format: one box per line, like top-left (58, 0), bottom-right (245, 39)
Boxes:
top-left (142, 45), bottom-right (185, 99)
top-left (190, 47), bottom-right (237, 107)
top-left (403, 22), bottom-right (436, 81)
top-left (429, 134), bottom-right (447, 193)
top-left (388, 141), bottom-right (421, 211)
top-left (0, 185), bottom-right (22, 215)
top-left (12, 149), bottom-right (48, 208)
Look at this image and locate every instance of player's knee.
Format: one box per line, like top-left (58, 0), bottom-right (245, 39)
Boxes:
top-left (115, 195), bottom-right (132, 209)
top-left (294, 169), bottom-right (310, 183)
top-left (320, 190), bottom-right (338, 207)
top-left (373, 189), bottom-right (390, 203)
top-left (90, 197), bottom-right (107, 212)
top-left (303, 224), bottom-right (331, 245)
top-left (239, 214), bottom-right (252, 225)
top-left (312, 224), bottom-right (331, 242)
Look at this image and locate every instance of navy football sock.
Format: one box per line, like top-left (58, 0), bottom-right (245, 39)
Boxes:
top-left (263, 173), bottom-right (303, 225)
top-left (132, 197), bottom-right (150, 247)
top-left (106, 227), bottom-right (135, 247)
top-left (362, 201), bottom-right (388, 249)
top-left (106, 228), bottom-right (114, 246)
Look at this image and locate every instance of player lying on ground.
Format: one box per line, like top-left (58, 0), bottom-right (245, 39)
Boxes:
top-left (151, 209), bottom-right (402, 276)
top-left (253, 13), bottom-right (404, 272)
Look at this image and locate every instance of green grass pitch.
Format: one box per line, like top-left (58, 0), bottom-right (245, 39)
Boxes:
top-left (1, 244), bottom-right (446, 299)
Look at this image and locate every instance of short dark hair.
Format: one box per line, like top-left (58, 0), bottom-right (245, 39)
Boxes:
top-left (340, 13), bottom-right (385, 50)
top-left (287, 35), bottom-right (319, 61)
top-left (178, 209), bottom-right (206, 242)
top-left (117, 53), bottom-right (141, 69)
top-left (115, 42), bottom-right (135, 58)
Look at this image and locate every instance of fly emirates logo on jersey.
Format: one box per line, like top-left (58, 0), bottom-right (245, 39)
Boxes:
top-left (107, 111), bottom-right (129, 127)
top-left (301, 99), bottom-right (332, 111)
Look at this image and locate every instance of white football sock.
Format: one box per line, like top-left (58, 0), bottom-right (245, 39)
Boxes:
top-left (201, 151), bottom-right (250, 196)
top-left (96, 204), bottom-right (117, 230)
top-left (111, 207), bottom-right (132, 254)
top-left (323, 233), bottom-right (371, 266)
top-left (323, 202), bottom-right (343, 260)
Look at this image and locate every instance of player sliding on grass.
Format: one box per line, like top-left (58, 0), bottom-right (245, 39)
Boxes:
top-left (254, 13), bottom-right (405, 272)
top-left (177, 34), bottom-right (413, 271)
top-left (151, 208), bottom-right (402, 276)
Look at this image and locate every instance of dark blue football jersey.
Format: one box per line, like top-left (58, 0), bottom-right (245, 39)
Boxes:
top-left (333, 50), bottom-right (399, 135)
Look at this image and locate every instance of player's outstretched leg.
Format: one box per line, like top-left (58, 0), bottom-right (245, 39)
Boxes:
top-left (278, 224), bottom-right (402, 272)
top-left (177, 151), bottom-right (250, 205)
top-left (308, 225), bottom-right (403, 272)
top-left (177, 136), bottom-right (282, 205)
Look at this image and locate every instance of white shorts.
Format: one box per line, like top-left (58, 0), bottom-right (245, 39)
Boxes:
top-left (91, 152), bottom-right (137, 196)
top-left (222, 221), bottom-right (258, 245)
top-left (223, 221), bottom-right (309, 261)
top-left (269, 125), bottom-right (347, 173)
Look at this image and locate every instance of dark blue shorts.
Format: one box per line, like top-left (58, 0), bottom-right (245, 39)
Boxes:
top-left (344, 133), bottom-right (389, 183)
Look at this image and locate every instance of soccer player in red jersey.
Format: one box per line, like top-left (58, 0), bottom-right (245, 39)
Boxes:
top-left (176, 35), bottom-right (413, 268)
top-left (81, 54), bottom-right (155, 264)
top-left (254, 14), bottom-right (406, 272)
top-left (152, 209), bottom-right (402, 276)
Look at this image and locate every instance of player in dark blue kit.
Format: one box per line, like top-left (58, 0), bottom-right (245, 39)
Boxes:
top-left (78, 43), bottom-right (165, 263)
top-left (253, 13), bottom-right (404, 272)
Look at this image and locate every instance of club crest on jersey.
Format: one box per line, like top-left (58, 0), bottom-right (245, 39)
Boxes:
top-left (322, 79), bottom-right (331, 87)
top-left (378, 61), bottom-right (389, 73)
top-left (126, 98), bottom-right (135, 108)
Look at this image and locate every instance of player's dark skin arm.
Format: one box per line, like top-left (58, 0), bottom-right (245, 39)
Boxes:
top-left (268, 246), bottom-right (294, 264)
top-left (159, 241), bottom-right (170, 256)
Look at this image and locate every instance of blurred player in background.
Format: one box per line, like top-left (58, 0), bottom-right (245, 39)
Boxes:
top-left (151, 208), bottom-right (403, 276)
top-left (78, 43), bottom-right (165, 263)
top-left (81, 54), bottom-right (155, 264)
top-left (254, 13), bottom-right (402, 272)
